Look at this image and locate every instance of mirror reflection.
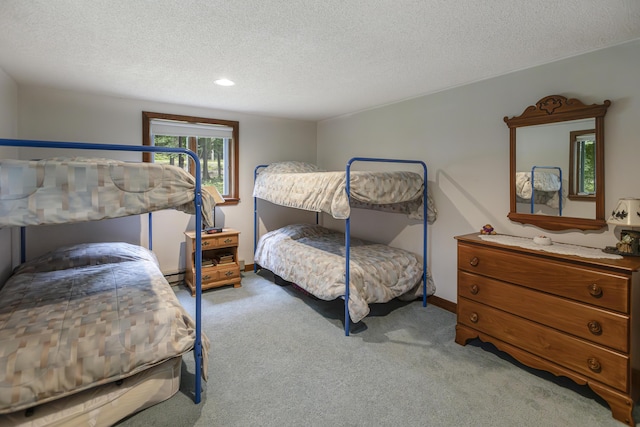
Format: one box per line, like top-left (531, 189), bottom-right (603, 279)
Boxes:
top-left (515, 118), bottom-right (595, 219)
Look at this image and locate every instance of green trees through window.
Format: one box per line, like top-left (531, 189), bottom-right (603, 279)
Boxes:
top-left (142, 112), bottom-right (239, 204)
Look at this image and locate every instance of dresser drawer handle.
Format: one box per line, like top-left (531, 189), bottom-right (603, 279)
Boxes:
top-left (587, 357), bottom-right (602, 373)
top-left (469, 257), bottom-right (479, 267)
top-left (202, 241), bottom-right (211, 247)
top-left (224, 238), bottom-right (233, 243)
top-left (224, 271), bottom-right (234, 277)
top-left (587, 320), bottom-right (602, 335)
top-left (588, 283), bottom-right (603, 298)
top-left (470, 284), bottom-right (479, 295)
top-left (469, 312), bottom-right (479, 323)
top-left (203, 275), bottom-right (211, 281)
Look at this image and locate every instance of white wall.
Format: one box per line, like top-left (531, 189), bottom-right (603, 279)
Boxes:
top-left (17, 87), bottom-right (317, 273)
top-left (0, 67), bottom-right (18, 283)
top-left (317, 40), bottom-right (640, 304)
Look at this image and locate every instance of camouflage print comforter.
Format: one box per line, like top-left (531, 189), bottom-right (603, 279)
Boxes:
top-left (254, 224), bottom-right (435, 323)
top-left (0, 242), bottom-right (207, 414)
top-left (253, 161), bottom-right (437, 222)
top-left (0, 157), bottom-right (215, 227)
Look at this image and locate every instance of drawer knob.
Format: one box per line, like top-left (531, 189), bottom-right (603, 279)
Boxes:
top-left (224, 238), bottom-right (233, 243)
top-left (202, 241), bottom-right (211, 247)
top-left (469, 312), bottom-right (479, 323)
top-left (587, 320), bottom-right (602, 335)
top-left (469, 257), bottom-right (479, 267)
top-left (587, 357), bottom-right (601, 373)
top-left (470, 284), bottom-right (479, 295)
top-left (225, 271), bottom-right (234, 277)
top-left (203, 275), bottom-right (211, 280)
top-left (588, 283), bottom-right (603, 298)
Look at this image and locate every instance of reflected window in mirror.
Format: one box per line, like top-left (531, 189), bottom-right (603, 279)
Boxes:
top-left (569, 129), bottom-right (596, 200)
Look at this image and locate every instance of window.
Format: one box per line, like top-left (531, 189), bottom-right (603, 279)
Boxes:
top-left (142, 112), bottom-right (239, 204)
top-left (569, 129), bottom-right (596, 199)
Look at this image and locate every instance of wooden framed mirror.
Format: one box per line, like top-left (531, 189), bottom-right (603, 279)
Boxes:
top-left (504, 95), bottom-right (611, 231)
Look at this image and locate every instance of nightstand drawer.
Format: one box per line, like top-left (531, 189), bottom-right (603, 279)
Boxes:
top-left (201, 234), bottom-right (239, 249)
top-left (201, 265), bottom-right (241, 283)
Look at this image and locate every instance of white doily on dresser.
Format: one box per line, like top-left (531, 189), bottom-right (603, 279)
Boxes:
top-left (478, 234), bottom-right (623, 260)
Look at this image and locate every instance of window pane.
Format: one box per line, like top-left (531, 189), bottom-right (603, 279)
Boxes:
top-left (580, 140), bottom-right (595, 194)
top-left (198, 137), bottom-right (228, 196)
top-left (153, 135), bottom-right (189, 171)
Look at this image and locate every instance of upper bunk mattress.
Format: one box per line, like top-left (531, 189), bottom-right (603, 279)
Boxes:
top-left (0, 242), bottom-right (208, 414)
top-left (253, 161), bottom-right (437, 222)
top-left (0, 157), bottom-right (215, 227)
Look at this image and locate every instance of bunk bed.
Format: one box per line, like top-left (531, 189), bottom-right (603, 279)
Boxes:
top-left (0, 139), bottom-right (212, 426)
top-left (253, 158), bottom-right (437, 335)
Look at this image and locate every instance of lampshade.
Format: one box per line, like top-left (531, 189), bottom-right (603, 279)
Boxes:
top-left (607, 198), bottom-right (640, 226)
top-left (203, 186), bottom-right (225, 204)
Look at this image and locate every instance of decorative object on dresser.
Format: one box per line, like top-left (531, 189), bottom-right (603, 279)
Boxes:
top-left (455, 232), bottom-right (640, 426)
top-left (184, 229), bottom-right (241, 295)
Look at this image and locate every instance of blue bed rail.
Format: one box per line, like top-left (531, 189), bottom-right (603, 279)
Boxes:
top-left (0, 138), bottom-right (206, 404)
top-left (253, 157), bottom-right (428, 336)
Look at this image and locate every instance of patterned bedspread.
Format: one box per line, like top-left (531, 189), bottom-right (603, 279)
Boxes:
top-left (254, 224), bottom-right (435, 323)
top-left (253, 161), bottom-right (437, 222)
top-left (515, 171), bottom-right (563, 208)
top-left (0, 242), bottom-right (208, 414)
top-left (0, 157), bottom-right (216, 227)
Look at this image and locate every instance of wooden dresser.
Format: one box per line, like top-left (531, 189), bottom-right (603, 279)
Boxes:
top-left (184, 229), bottom-right (241, 295)
top-left (455, 233), bottom-right (640, 426)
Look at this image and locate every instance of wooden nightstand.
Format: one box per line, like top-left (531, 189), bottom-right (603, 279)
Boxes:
top-left (184, 229), bottom-right (241, 295)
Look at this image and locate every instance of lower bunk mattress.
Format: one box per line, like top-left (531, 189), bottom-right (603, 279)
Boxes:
top-left (254, 223), bottom-right (435, 323)
top-left (0, 242), bottom-right (207, 417)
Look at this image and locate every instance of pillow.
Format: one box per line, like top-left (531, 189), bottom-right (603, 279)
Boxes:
top-left (12, 242), bottom-right (158, 275)
top-left (263, 161), bottom-right (324, 174)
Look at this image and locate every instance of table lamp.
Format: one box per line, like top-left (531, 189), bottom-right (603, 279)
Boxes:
top-left (606, 198), bottom-right (640, 255)
top-left (203, 186), bottom-right (225, 232)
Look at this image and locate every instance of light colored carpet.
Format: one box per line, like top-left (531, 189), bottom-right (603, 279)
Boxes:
top-left (116, 271), bottom-right (638, 427)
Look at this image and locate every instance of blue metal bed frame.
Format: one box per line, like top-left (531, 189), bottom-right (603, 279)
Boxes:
top-left (253, 157), bottom-right (428, 336)
top-left (0, 138), bottom-right (206, 404)
top-left (530, 166), bottom-right (563, 216)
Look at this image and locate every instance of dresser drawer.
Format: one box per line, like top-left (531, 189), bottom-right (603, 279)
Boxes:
top-left (459, 270), bottom-right (629, 352)
top-left (458, 243), bottom-right (630, 313)
top-left (458, 298), bottom-right (629, 391)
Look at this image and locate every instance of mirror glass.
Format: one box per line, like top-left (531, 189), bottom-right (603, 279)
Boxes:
top-left (515, 119), bottom-right (595, 218)
top-left (505, 95), bottom-right (610, 231)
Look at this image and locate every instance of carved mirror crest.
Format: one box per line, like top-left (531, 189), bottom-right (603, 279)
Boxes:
top-left (504, 95), bottom-right (611, 231)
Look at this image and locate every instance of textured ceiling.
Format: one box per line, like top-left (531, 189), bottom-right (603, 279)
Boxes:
top-left (1, 1), bottom-right (639, 121)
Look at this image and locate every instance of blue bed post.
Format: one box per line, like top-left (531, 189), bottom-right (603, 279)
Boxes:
top-left (254, 165), bottom-right (269, 273)
top-left (345, 157), bottom-right (428, 336)
top-left (190, 154), bottom-right (204, 404)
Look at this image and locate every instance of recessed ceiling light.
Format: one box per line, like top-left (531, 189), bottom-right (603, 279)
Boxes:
top-left (214, 79), bottom-right (235, 86)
